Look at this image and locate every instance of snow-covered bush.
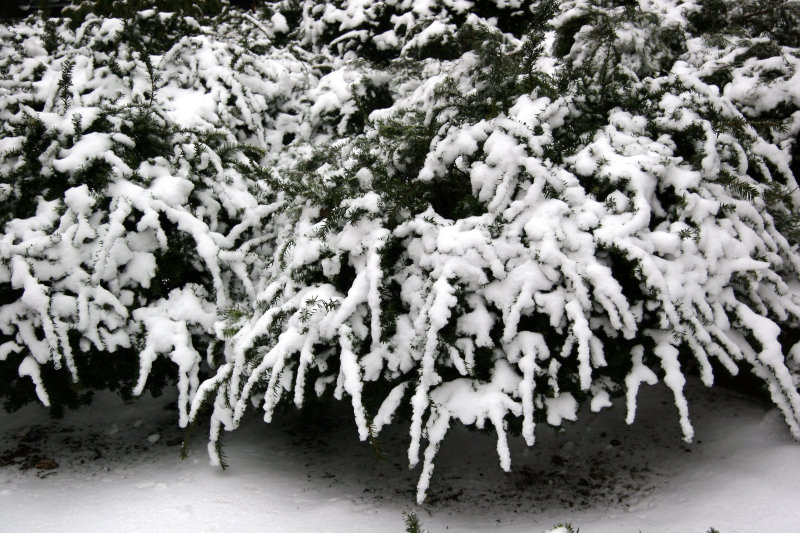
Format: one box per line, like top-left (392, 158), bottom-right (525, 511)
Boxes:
top-left (0, 5), bottom-right (303, 417)
top-left (2, 0), bottom-right (799, 503)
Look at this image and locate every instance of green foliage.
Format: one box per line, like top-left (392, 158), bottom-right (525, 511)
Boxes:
top-left (552, 524), bottom-right (579, 533)
top-left (284, 20), bottom-right (561, 227)
top-left (1, 112), bottom-right (60, 223)
top-left (57, 56), bottom-right (75, 106)
top-left (686, 0), bottom-right (730, 35)
top-left (433, 24), bottom-right (556, 125)
top-left (42, 18), bottom-right (60, 54)
top-left (64, 0), bottom-right (227, 25)
top-left (764, 182), bottom-right (800, 246)
top-left (403, 511), bottom-right (429, 533)
top-left (348, 77), bottom-right (394, 135)
top-left (689, 0), bottom-right (800, 45)
top-left (0, 4), bottom-right (276, 416)
top-left (63, 0), bottom-right (227, 57)
top-left (0, 335), bottom-right (174, 417)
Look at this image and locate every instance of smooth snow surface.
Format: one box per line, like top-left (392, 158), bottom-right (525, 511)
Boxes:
top-left (2, 380), bottom-right (798, 533)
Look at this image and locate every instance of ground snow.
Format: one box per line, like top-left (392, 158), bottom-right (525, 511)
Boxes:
top-left (1, 380), bottom-right (798, 533)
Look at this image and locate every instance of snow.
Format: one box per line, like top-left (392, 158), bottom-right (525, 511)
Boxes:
top-left (544, 393), bottom-right (578, 426)
top-left (16, 356), bottom-right (49, 407)
top-left (271, 12), bottom-right (289, 34)
top-left (63, 185), bottom-right (96, 215)
top-left (159, 87), bottom-right (220, 130)
top-left (1, 0), bottom-right (800, 514)
top-left (52, 133), bottom-right (114, 173)
top-left (2, 380), bottom-right (799, 532)
top-left (148, 176), bottom-right (195, 205)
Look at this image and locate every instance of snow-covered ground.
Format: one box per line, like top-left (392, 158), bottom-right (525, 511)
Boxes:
top-left (2, 379), bottom-right (798, 533)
